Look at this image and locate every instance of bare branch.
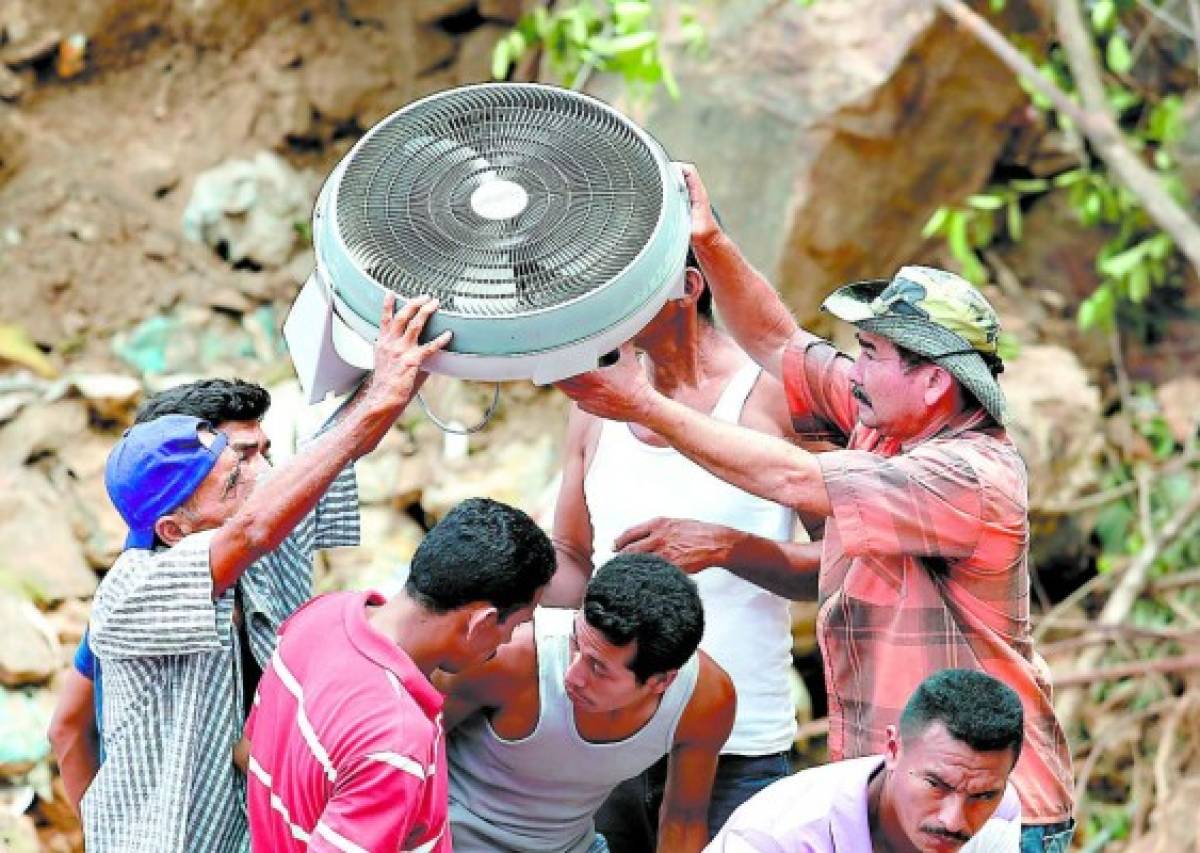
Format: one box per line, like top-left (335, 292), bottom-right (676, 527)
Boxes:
top-left (1055, 480), bottom-right (1200, 725)
top-left (933, 0), bottom-right (1200, 275)
top-left (1054, 652), bottom-right (1200, 688)
top-left (1189, 0), bottom-right (1200, 76)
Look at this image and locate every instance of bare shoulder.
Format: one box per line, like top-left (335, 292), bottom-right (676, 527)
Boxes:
top-left (675, 651), bottom-right (737, 747)
top-left (437, 620), bottom-right (538, 708)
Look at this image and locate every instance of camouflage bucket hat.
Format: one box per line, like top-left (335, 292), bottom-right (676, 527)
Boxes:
top-left (821, 266), bottom-right (1006, 424)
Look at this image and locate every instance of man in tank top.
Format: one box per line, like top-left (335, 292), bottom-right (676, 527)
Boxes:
top-left (438, 553), bottom-right (736, 853)
top-left (548, 244), bottom-right (826, 847)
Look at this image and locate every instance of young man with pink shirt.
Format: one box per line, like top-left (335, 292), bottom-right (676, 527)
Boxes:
top-left (245, 497), bottom-right (556, 853)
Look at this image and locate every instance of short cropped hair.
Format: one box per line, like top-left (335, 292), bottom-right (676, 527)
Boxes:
top-left (136, 379), bottom-right (271, 425)
top-left (899, 669), bottom-right (1024, 762)
top-left (582, 553), bottom-right (704, 683)
top-left (405, 497), bottom-right (555, 618)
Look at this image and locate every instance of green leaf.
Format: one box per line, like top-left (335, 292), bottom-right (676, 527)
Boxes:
top-left (491, 39), bottom-right (512, 80)
top-left (1091, 0), bottom-right (1117, 34)
top-left (1007, 198), bottom-right (1023, 240)
top-left (1009, 178), bottom-right (1049, 194)
top-left (966, 194), bottom-right (1005, 210)
top-left (532, 6), bottom-right (551, 38)
top-left (1128, 264), bottom-right (1150, 301)
top-left (1105, 34), bottom-right (1133, 74)
top-left (947, 211), bottom-right (971, 261)
top-left (661, 58), bottom-right (680, 99)
top-left (922, 207), bottom-right (950, 238)
top-left (591, 31), bottom-right (657, 57)
top-left (613, 1), bottom-right (652, 32)
top-left (1098, 243), bottom-right (1148, 278)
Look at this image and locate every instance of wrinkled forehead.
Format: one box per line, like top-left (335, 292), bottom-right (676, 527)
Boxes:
top-left (901, 724), bottom-right (1014, 787)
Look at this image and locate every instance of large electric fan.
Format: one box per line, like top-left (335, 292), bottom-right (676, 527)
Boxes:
top-left (284, 83), bottom-right (691, 405)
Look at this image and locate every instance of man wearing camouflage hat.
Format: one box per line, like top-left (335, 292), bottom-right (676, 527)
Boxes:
top-left (557, 166), bottom-right (1074, 852)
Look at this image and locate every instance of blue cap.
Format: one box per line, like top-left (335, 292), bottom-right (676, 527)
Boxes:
top-left (104, 414), bottom-right (228, 551)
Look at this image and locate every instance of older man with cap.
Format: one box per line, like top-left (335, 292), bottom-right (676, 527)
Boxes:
top-left (81, 296), bottom-right (449, 853)
top-left (557, 166), bottom-right (1074, 852)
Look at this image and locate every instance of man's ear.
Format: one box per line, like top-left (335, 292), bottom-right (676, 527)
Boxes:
top-left (155, 513), bottom-right (188, 547)
top-left (465, 604), bottom-right (500, 643)
top-left (883, 724), bottom-right (901, 770)
top-left (923, 364), bottom-right (957, 409)
top-left (643, 668), bottom-right (678, 697)
top-left (681, 268), bottom-right (705, 306)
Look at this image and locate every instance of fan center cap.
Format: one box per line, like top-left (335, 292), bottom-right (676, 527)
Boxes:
top-left (470, 179), bottom-right (529, 221)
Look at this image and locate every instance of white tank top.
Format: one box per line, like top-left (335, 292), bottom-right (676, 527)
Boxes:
top-left (447, 608), bottom-right (699, 852)
top-left (584, 361), bottom-right (797, 755)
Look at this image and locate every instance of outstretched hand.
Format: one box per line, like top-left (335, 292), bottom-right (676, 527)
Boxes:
top-left (555, 344), bottom-right (656, 424)
top-left (367, 293), bottom-right (453, 409)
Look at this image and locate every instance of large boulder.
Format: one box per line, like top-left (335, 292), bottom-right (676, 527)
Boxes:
top-left (0, 594), bottom-right (60, 686)
top-left (596, 0), bottom-right (1033, 325)
top-left (0, 468), bottom-right (97, 604)
top-left (181, 151), bottom-right (315, 270)
top-left (1001, 344), bottom-right (1105, 512)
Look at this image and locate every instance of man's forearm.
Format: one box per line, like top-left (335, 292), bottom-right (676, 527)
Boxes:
top-left (722, 533), bottom-right (822, 600)
top-left (55, 730), bottom-right (99, 816)
top-left (212, 400), bottom-right (392, 594)
top-left (636, 393), bottom-right (832, 519)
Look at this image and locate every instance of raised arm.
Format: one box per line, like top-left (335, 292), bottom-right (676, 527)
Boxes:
top-left (208, 295), bottom-right (450, 596)
top-left (559, 350), bottom-right (832, 521)
top-left (545, 406), bottom-right (600, 607)
top-left (681, 165), bottom-right (810, 381)
top-left (658, 653), bottom-right (736, 853)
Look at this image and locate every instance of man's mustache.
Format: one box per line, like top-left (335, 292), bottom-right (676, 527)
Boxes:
top-left (921, 825), bottom-right (971, 844)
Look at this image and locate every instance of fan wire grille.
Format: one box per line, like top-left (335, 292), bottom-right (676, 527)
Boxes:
top-left (335, 86), bottom-right (665, 316)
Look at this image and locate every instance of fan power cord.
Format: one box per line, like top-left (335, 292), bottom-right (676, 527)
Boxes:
top-left (415, 382), bottom-right (501, 435)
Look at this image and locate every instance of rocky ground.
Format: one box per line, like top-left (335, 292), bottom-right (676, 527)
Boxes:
top-left (1, 1), bottom-right (1196, 850)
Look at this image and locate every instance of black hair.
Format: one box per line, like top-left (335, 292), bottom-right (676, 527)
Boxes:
top-left (405, 497), bottom-right (555, 618)
top-left (899, 669), bottom-right (1024, 763)
top-left (582, 553), bottom-right (704, 683)
top-left (136, 378), bottom-right (271, 425)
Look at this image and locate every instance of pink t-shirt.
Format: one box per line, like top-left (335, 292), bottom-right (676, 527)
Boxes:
top-left (246, 590), bottom-right (449, 853)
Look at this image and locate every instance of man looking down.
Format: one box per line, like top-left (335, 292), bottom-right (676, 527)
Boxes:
top-left (440, 553), bottom-right (736, 853)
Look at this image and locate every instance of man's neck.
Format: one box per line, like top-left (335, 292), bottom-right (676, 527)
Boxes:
top-left (365, 593), bottom-right (451, 678)
top-left (642, 322), bottom-right (735, 399)
top-left (572, 686), bottom-right (666, 745)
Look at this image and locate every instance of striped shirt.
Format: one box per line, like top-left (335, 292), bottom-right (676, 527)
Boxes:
top-left (82, 464), bottom-right (358, 853)
top-left (782, 333), bottom-right (1074, 825)
top-left (246, 591), bottom-right (449, 853)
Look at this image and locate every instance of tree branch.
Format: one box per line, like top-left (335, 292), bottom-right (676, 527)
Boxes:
top-left (933, 0), bottom-right (1200, 274)
top-left (1054, 480), bottom-right (1200, 725)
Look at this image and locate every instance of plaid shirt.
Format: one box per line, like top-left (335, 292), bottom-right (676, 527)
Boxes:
top-left (83, 464), bottom-right (358, 853)
top-left (783, 332), bottom-right (1073, 824)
